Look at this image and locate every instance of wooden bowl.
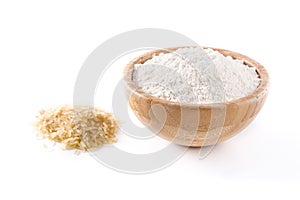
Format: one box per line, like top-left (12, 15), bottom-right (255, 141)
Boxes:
top-left (123, 47), bottom-right (269, 147)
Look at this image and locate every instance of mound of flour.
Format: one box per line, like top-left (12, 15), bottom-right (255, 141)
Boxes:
top-left (132, 47), bottom-right (260, 104)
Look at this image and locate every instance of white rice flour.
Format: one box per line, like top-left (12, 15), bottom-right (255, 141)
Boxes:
top-left (132, 47), bottom-right (260, 104)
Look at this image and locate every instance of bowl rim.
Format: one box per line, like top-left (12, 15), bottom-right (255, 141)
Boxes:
top-left (123, 46), bottom-right (269, 108)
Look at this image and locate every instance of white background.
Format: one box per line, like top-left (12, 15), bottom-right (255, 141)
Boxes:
top-left (1, 0), bottom-right (299, 199)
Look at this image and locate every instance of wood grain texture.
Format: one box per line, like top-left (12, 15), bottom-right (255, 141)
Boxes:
top-left (123, 47), bottom-right (269, 147)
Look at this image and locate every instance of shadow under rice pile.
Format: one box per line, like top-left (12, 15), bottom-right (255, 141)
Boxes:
top-left (35, 105), bottom-right (118, 151)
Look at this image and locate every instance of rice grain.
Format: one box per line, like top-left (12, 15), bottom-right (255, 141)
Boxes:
top-left (35, 105), bottom-right (118, 151)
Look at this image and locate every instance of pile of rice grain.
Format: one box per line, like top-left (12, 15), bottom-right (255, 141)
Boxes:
top-left (35, 105), bottom-right (118, 151)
